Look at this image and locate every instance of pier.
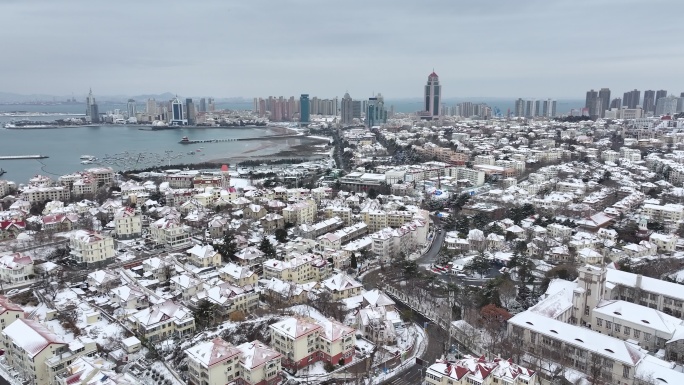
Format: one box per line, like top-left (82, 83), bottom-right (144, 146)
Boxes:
top-left (179, 134), bottom-right (303, 144)
top-left (0, 155), bottom-right (49, 160)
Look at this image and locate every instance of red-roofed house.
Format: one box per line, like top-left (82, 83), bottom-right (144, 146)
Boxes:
top-left (0, 252), bottom-right (34, 284)
top-left (41, 213), bottom-right (77, 232)
top-left (0, 295), bottom-right (25, 330)
top-left (185, 338), bottom-right (281, 385)
top-left (270, 316), bottom-right (356, 370)
top-left (424, 355), bottom-right (535, 385)
top-left (0, 220), bottom-right (25, 240)
top-left (2, 318), bottom-right (97, 385)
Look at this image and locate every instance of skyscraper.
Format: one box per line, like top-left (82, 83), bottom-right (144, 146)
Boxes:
top-left (656, 95), bottom-right (678, 116)
top-left (126, 99), bottom-right (136, 119)
top-left (610, 98), bottom-right (622, 109)
top-left (185, 98), bottom-right (196, 125)
top-left (207, 98), bottom-right (215, 112)
top-left (598, 88), bottom-right (610, 118)
top-left (424, 71), bottom-right (441, 117)
top-left (352, 100), bottom-right (361, 119)
top-left (585, 89), bottom-right (598, 119)
top-left (623, 89), bottom-right (641, 109)
top-left (534, 100), bottom-right (541, 117)
top-left (199, 98), bottom-right (207, 113)
top-left (656, 90), bottom-right (668, 102)
top-left (550, 100), bottom-right (557, 118)
top-left (170, 97), bottom-right (186, 125)
top-left (85, 88), bottom-right (99, 123)
top-left (525, 100), bottom-right (535, 118)
top-left (643, 90), bottom-right (656, 113)
top-left (299, 94), bottom-right (310, 125)
top-left (366, 94), bottom-right (387, 127)
top-left (514, 98), bottom-right (525, 117)
top-left (146, 98), bottom-right (157, 117)
top-left (341, 93), bottom-right (353, 125)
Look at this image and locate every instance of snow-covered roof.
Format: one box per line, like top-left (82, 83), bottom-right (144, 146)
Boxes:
top-left (270, 317), bottom-right (321, 339)
top-left (2, 318), bottom-right (66, 358)
top-left (236, 340), bottom-right (281, 369)
top-left (185, 338), bottom-right (241, 368)
top-left (509, 311), bottom-right (645, 366)
top-left (322, 273), bottom-right (362, 292)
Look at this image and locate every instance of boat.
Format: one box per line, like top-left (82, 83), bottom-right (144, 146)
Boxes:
top-left (180, 136), bottom-right (189, 143)
top-left (81, 160), bottom-right (93, 164)
top-left (80, 155), bottom-right (95, 160)
top-left (0, 169), bottom-right (5, 176)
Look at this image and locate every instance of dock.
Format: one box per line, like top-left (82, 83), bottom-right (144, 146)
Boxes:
top-left (0, 155), bottom-right (49, 160)
top-left (179, 134), bottom-right (303, 144)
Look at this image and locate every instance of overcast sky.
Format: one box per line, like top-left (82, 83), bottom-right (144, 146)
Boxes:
top-left (1, 0), bottom-right (682, 99)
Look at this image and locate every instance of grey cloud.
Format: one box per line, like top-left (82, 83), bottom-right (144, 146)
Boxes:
top-left (0, 0), bottom-right (682, 99)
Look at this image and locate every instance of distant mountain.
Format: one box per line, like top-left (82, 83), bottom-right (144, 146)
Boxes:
top-left (0, 92), bottom-right (75, 103)
top-left (0, 91), bottom-right (254, 104)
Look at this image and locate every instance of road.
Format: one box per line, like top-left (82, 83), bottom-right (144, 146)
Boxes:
top-left (416, 226), bottom-right (446, 265)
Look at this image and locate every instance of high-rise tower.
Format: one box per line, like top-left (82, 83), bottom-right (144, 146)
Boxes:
top-left (185, 98), bottom-right (196, 125)
top-left (598, 88), bottom-right (610, 118)
top-left (643, 90), bottom-right (656, 113)
top-left (341, 93), bottom-right (353, 125)
top-left (86, 88), bottom-right (100, 123)
top-left (424, 71), bottom-right (441, 117)
top-left (623, 89), bottom-right (641, 109)
top-left (126, 99), bottom-right (136, 119)
top-left (170, 97), bottom-right (186, 125)
top-left (585, 89), bottom-right (598, 119)
top-left (299, 94), bottom-right (310, 125)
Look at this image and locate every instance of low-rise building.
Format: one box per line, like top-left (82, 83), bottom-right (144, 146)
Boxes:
top-left (321, 273), bottom-right (363, 300)
top-left (186, 244), bottom-right (222, 268)
top-left (219, 262), bottom-right (258, 287)
top-left (69, 230), bottom-right (115, 267)
top-left (2, 319), bottom-right (97, 385)
top-left (128, 300), bottom-right (195, 342)
top-left (0, 252), bottom-right (34, 284)
top-left (0, 295), bottom-right (25, 331)
top-left (424, 356), bottom-right (536, 385)
top-left (113, 207), bottom-right (142, 239)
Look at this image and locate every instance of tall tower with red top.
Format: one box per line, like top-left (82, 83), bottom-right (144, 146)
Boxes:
top-left (220, 164), bottom-right (231, 189)
top-left (424, 71), bottom-right (441, 117)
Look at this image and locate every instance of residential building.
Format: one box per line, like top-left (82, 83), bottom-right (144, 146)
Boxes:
top-left (113, 207), bottom-right (142, 239)
top-left (321, 273), bottom-right (363, 300)
top-left (69, 230), bottom-right (115, 267)
top-left (2, 319), bottom-right (97, 385)
top-left (0, 252), bottom-right (34, 284)
top-left (185, 338), bottom-right (242, 385)
top-left (219, 262), bottom-right (258, 287)
top-left (262, 253), bottom-right (330, 284)
top-left (150, 215), bottom-right (190, 248)
top-left (235, 340), bottom-right (282, 385)
top-left (128, 300), bottom-right (195, 342)
top-left (186, 244), bottom-right (222, 268)
top-left (0, 295), bottom-right (24, 331)
top-left (21, 186), bottom-right (70, 203)
top-left (282, 199), bottom-right (317, 225)
top-left (270, 316), bottom-right (355, 370)
top-left (424, 356), bottom-right (536, 385)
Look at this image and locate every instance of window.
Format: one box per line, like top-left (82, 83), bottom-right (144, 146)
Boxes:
top-left (624, 327), bottom-right (630, 335)
top-left (596, 318), bottom-right (603, 327)
top-left (634, 330), bottom-right (640, 338)
top-left (644, 333), bottom-right (651, 341)
top-left (623, 365), bottom-right (630, 378)
top-left (614, 323), bottom-right (620, 333)
top-left (605, 321), bottom-right (612, 329)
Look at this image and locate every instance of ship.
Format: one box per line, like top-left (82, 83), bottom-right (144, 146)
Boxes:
top-left (0, 169), bottom-right (5, 177)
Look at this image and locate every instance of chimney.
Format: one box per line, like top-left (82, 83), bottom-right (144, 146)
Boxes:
top-left (636, 274), bottom-right (642, 289)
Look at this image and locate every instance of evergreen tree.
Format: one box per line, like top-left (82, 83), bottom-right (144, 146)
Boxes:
top-left (274, 228), bottom-right (288, 244)
top-left (350, 253), bottom-right (358, 269)
top-left (216, 231), bottom-right (238, 262)
top-left (258, 236), bottom-right (277, 259)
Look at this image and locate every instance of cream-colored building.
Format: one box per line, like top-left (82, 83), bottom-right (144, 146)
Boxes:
top-left (322, 273), bottom-right (363, 300)
top-left (128, 300), bottom-right (195, 342)
top-left (21, 186), bottom-right (70, 203)
top-left (0, 252), bottom-right (34, 284)
top-left (0, 295), bottom-right (24, 331)
top-left (2, 319), bottom-right (97, 385)
top-left (282, 199), bottom-right (317, 225)
top-left (69, 230), bottom-right (115, 267)
top-left (262, 253), bottom-right (330, 284)
top-left (150, 216), bottom-right (191, 249)
top-left (219, 262), bottom-right (258, 287)
top-left (186, 244), bottom-right (222, 268)
top-left (270, 316), bottom-right (355, 370)
top-left (113, 207), bottom-right (142, 239)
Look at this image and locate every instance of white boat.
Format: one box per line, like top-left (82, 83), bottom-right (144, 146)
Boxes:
top-left (80, 155), bottom-right (94, 160)
top-left (81, 160), bottom-right (93, 164)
